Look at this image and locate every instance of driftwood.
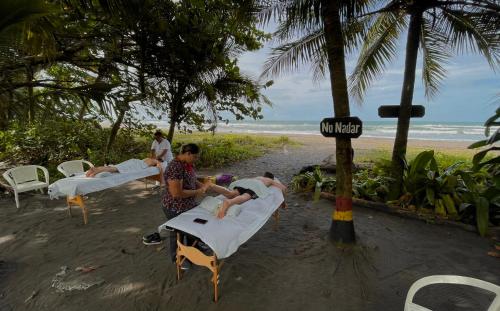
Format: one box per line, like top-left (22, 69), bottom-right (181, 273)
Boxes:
top-left (319, 192), bottom-right (482, 234)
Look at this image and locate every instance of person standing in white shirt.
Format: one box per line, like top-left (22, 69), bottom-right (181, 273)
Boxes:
top-left (151, 130), bottom-right (173, 164)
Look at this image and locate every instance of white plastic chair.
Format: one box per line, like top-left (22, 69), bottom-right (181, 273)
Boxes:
top-left (57, 160), bottom-right (94, 178)
top-left (405, 275), bottom-right (500, 311)
top-left (2, 165), bottom-right (50, 208)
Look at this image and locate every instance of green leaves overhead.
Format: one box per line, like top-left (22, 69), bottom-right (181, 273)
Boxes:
top-left (419, 19), bottom-right (449, 98)
top-left (0, 0), bottom-right (269, 140)
top-left (349, 11), bottom-right (406, 103)
top-left (260, 0), bottom-right (375, 80)
top-left (350, 0), bottom-right (500, 102)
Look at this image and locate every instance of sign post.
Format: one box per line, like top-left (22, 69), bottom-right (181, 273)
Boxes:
top-left (320, 116), bottom-right (362, 243)
top-left (320, 116), bottom-right (363, 138)
top-left (378, 105), bottom-right (425, 118)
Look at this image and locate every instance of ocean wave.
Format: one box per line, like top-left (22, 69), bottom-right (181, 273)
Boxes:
top-left (143, 119), bottom-right (489, 142)
top-left (362, 135), bottom-right (476, 142)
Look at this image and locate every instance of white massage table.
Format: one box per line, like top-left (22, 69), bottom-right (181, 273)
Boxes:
top-left (158, 185), bottom-right (285, 302)
top-left (48, 166), bottom-right (162, 224)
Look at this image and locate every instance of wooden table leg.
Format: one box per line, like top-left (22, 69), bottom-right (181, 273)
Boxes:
top-left (67, 195), bottom-right (87, 224)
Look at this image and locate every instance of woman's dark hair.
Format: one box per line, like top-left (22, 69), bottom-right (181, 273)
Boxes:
top-left (180, 143), bottom-right (200, 154)
top-left (263, 172), bottom-right (274, 179)
top-left (154, 130), bottom-right (163, 137)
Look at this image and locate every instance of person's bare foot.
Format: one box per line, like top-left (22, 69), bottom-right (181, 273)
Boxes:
top-left (217, 201), bottom-right (229, 219)
top-left (85, 167), bottom-right (97, 177)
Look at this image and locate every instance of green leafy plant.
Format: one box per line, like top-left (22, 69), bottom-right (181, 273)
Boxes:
top-left (401, 150), bottom-right (464, 218)
top-left (353, 169), bottom-right (392, 202)
top-left (458, 108), bottom-right (500, 236)
top-left (291, 166), bottom-right (336, 199)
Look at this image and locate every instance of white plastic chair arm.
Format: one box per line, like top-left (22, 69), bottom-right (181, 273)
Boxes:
top-left (2, 170), bottom-right (15, 188)
top-left (82, 160), bottom-right (94, 168)
top-left (56, 164), bottom-right (65, 175)
top-left (38, 166), bottom-right (50, 183)
top-left (405, 275), bottom-right (500, 311)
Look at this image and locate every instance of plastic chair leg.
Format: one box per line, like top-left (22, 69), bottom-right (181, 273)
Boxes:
top-left (14, 191), bottom-right (19, 209)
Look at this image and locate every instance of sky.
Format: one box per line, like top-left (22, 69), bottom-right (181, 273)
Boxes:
top-left (237, 33), bottom-right (499, 123)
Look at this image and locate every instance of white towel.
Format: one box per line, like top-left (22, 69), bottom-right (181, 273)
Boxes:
top-left (48, 166), bottom-right (160, 198)
top-left (198, 196), bottom-right (242, 217)
top-left (158, 186), bottom-right (284, 259)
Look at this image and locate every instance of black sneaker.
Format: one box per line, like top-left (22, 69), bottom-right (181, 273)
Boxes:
top-left (143, 232), bottom-right (159, 241)
top-left (197, 241), bottom-right (213, 255)
top-left (180, 260), bottom-right (192, 270)
top-left (143, 232), bottom-right (162, 245)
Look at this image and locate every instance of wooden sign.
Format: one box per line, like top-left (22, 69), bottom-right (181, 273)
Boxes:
top-left (378, 105), bottom-right (425, 118)
top-left (320, 117), bottom-right (363, 138)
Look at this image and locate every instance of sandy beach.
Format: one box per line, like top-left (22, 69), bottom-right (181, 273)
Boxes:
top-left (0, 135), bottom-right (498, 311)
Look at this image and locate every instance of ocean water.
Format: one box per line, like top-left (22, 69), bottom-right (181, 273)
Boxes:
top-left (214, 120), bottom-right (495, 142)
top-left (146, 120), bottom-right (496, 142)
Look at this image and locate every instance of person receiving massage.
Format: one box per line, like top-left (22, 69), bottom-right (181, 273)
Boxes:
top-left (143, 144), bottom-right (209, 265)
top-left (208, 172), bottom-right (287, 218)
top-left (85, 158), bottom-right (161, 177)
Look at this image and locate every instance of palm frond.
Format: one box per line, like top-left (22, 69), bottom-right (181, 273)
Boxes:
top-left (438, 7), bottom-right (500, 69)
top-left (349, 11), bottom-right (407, 104)
top-left (311, 45), bottom-right (327, 83)
top-left (343, 14), bottom-right (376, 55)
top-left (271, 0), bottom-right (323, 44)
top-left (419, 18), bottom-right (450, 99)
top-left (0, 0), bottom-right (56, 32)
top-left (261, 27), bottom-right (324, 78)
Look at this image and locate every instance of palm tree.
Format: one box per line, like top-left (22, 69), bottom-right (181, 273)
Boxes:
top-left (350, 0), bottom-right (500, 199)
top-left (0, 0), bottom-right (59, 128)
top-left (260, 0), bottom-right (373, 243)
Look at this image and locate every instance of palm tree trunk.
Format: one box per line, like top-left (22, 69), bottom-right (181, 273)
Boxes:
top-left (322, 0), bottom-right (355, 244)
top-left (0, 92), bottom-right (9, 130)
top-left (389, 12), bottom-right (423, 200)
top-left (105, 108), bottom-right (126, 163)
top-left (27, 65), bottom-right (35, 124)
top-left (78, 99), bottom-right (89, 121)
top-left (166, 118), bottom-right (176, 142)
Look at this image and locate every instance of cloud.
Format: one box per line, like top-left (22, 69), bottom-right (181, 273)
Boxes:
top-left (237, 36), bottom-right (498, 122)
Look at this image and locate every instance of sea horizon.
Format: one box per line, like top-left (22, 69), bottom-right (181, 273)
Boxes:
top-left (142, 119), bottom-right (496, 142)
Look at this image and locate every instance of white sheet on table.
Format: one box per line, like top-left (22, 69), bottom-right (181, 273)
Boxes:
top-left (48, 166), bottom-right (160, 198)
top-left (158, 186), bottom-right (284, 259)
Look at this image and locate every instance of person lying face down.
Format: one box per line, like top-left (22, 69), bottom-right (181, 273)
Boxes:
top-left (85, 158), bottom-right (161, 177)
top-left (208, 172), bottom-right (287, 219)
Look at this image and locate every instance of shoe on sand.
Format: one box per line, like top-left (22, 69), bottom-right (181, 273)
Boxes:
top-left (143, 232), bottom-right (159, 241)
top-left (180, 260), bottom-right (192, 270)
top-left (143, 232), bottom-right (162, 245)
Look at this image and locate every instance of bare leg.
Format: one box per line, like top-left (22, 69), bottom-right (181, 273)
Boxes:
top-left (256, 177), bottom-right (287, 193)
top-left (86, 166), bottom-right (119, 177)
top-left (144, 158), bottom-right (160, 167)
top-left (209, 184), bottom-right (239, 198)
top-left (144, 158), bottom-right (164, 184)
top-left (256, 176), bottom-right (288, 209)
top-left (217, 193), bottom-right (251, 219)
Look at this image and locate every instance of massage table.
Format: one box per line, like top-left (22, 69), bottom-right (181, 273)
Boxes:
top-left (48, 166), bottom-right (163, 224)
top-left (158, 185), bottom-right (285, 302)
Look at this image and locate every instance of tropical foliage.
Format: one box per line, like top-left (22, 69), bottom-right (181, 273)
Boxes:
top-left (0, 0), bottom-right (270, 149)
top-left (350, 0), bottom-right (500, 199)
top-left (292, 145), bottom-right (498, 236)
top-left (0, 123), bottom-right (294, 181)
top-left (461, 108), bottom-right (500, 235)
